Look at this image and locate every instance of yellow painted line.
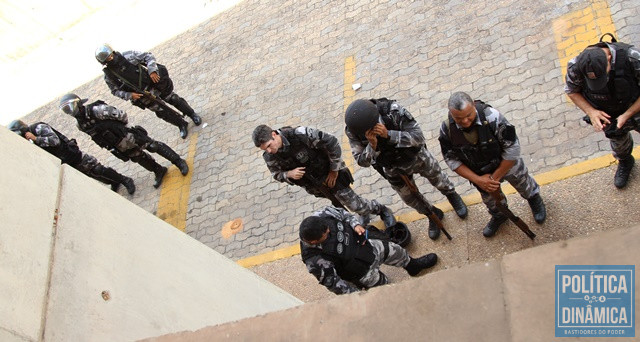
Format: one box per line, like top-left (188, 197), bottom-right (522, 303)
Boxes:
top-left (342, 55), bottom-right (357, 173)
top-left (156, 132), bottom-right (199, 232)
top-left (552, 0), bottom-right (617, 81)
top-left (238, 147), bottom-right (639, 268)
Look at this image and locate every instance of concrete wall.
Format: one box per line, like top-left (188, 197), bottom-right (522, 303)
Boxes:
top-left (0, 127), bottom-right (301, 342)
top-left (149, 226), bottom-right (640, 342)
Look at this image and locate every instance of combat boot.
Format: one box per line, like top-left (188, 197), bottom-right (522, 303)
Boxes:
top-left (483, 214), bottom-right (508, 237)
top-left (404, 253), bottom-right (438, 276)
top-left (176, 159), bottom-right (189, 176)
top-left (379, 205), bottom-right (397, 229)
top-left (149, 141), bottom-right (189, 175)
top-left (446, 192), bottom-right (468, 219)
top-left (179, 122), bottom-right (188, 139)
top-left (188, 113), bottom-right (202, 126)
top-left (122, 177), bottom-right (136, 195)
top-left (527, 193), bottom-right (546, 224)
top-left (614, 156), bottom-right (634, 189)
top-left (154, 166), bottom-right (168, 188)
top-left (427, 206), bottom-right (444, 240)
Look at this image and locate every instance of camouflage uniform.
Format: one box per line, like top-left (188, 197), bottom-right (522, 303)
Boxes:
top-left (439, 103), bottom-right (540, 216)
top-left (263, 126), bottom-right (386, 217)
top-left (346, 99), bottom-right (456, 215)
top-left (300, 206), bottom-right (410, 295)
top-left (103, 50), bottom-right (196, 128)
top-left (28, 122), bottom-right (132, 189)
top-left (565, 44), bottom-right (640, 161)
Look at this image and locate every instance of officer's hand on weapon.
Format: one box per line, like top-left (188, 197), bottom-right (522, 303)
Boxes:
top-left (324, 170), bottom-right (338, 188)
top-left (131, 92), bottom-right (144, 100)
top-left (616, 111), bottom-right (636, 129)
top-left (286, 167), bottom-right (306, 180)
top-left (371, 123), bottom-right (389, 139)
top-left (586, 108), bottom-right (611, 132)
top-left (150, 72), bottom-right (160, 83)
top-left (475, 174), bottom-right (501, 193)
top-left (24, 132), bottom-right (36, 142)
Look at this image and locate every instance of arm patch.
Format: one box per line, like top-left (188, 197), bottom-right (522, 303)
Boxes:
top-left (499, 124), bottom-right (516, 142)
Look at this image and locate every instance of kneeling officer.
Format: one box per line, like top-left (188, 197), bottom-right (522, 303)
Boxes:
top-left (300, 206), bottom-right (438, 295)
top-left (59, 93), bottom-right (188, 189)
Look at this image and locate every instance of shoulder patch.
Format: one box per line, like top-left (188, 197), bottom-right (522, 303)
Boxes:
top-left (498, 124), bottom-right (516, 141)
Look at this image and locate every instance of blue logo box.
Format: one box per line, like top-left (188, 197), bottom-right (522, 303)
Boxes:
top-left (555, 265), bottom-right (635, 337)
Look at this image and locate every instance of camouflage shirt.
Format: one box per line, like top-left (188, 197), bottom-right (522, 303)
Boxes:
top-left (76, 102), bottom-right (129, 132)
top-left (565, 44), bottom-right (640, 94)
top-left (30, 123), bottom-right (61, 148)
top-left (346, 101), bottom-right (426, 168)
top-left (300, 206), bottom-right (363, 295)
top-left (439, 106), bottom-right (521, 171)
top-left (263, 126), bottom-right (345, 184)
top-left (104, 50), bottom-right (159, 101)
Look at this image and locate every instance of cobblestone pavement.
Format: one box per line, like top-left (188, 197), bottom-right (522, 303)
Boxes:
top-left (23, 0), bottom-right (640, 260)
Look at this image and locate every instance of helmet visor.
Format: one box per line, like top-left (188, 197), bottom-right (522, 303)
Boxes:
top-left (59, 98), bottom-right (80, 115)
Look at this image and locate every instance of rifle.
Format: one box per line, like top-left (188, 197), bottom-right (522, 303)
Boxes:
top-left (489, 190), bottom-right (536, 240)
top-left (399, 174), bottom-right (452, 240)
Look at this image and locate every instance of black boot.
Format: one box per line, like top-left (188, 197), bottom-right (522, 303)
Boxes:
top-left (154, 166), bottom-right (168, 188)
top-left (446, 192), bottom-right (468, 219)
top-left (404, 253), bottom-right (438, 276)
top-left (527, 193), bottom-right (546, 224)
top-left (149, 141), bottom-right (189, 175)
top-left (122, 177), bottom-right (136, 195)
top-left (189, 113), bottom-right (202, 126)
top-left (427, 206), bottom-right (444, 240)
top-left (179, 122), bottom-right (188, 139)
top-left (483, 214), bottom-right (508, 237)
top-left (614, 156), bottom-right (634, 189)
top-left (379, 205), bottom-right (397, 229)
top-left (166, 93), bottom-right (201, 126)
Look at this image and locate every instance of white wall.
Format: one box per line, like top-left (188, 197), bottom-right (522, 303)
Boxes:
top-left (0, 127), bottom-right (301, 342)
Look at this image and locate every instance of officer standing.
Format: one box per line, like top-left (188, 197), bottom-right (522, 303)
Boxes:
top-left (8, 120), bottom-right (135, 194)
top-left (252, 124), bottom-right (396, 228)
top-left (438, 92), bottom-right (546, 237)
top-left (565, 34), bottom-right (640, 188)
top-left (344, 98), bottom-right (468, 240)
top-left (95, 44), bottom-right (202, 139)
top-left (59, 93), bottom-right (189, 189)
top-left (299, 206), bottom-right (438, 295)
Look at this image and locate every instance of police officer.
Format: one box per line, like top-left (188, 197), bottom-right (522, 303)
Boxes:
top-left (300, 206), bottom-right (438, 295)
top-left (345, 98), bottom-right (468, 240)
top-left (252, 124), bottom-right (396, 228)
top-left (95, 44), bottom-right (202, 139)
top-left (439, 92), bottom-right (546, 237)
top-left (565, 34), bottom-right (640, 188)
top-left (59, 93), bottom-right (189, 189)
top-left (8, 120), bottom-right (135, 194)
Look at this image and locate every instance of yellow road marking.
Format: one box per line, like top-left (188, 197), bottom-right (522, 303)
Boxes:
top-left (342, 55), bottom-right (357, 173)
top-left (552, 0), bottom-right (617, 81)
top-left (156, 132), bottom-right (198, 232)
top-left (238, 146), bottom-right (639, 267)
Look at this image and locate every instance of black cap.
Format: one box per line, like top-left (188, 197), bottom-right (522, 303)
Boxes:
top-left (577, 48), bottom-right (609, 91)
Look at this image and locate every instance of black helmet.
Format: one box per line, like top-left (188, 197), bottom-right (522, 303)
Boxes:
top-left (387, 222), bottom-right (411, 247)
top-left (95, 44), bottom-right (114, 64)
top-left (8, 120), bottom-right (28, 136)
top-left (345, 99), bottom-right (379, 134)
top-left (59, 93), bottom-right (87, 116)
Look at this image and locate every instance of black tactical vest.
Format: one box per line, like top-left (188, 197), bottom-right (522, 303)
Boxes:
top-left (447, 100), bottom-right (503, 174)
top-left (300, 217), bottom-right (375, 282)
top-left (103, 53), bottom-right (152, 92)
top-left (275, 127), bottom-right (331, 186)
top-left (583, 42), bottom-right (640, 117)
top-left (369, 98), bottom-right (421, 168)
top-left (30, 123), bottom-right (82, 166)
top-left (76, 101), bottom-right (129, 148)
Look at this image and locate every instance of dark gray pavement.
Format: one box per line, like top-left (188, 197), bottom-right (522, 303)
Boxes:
top-left (21, 0), bottom-right (640, 263)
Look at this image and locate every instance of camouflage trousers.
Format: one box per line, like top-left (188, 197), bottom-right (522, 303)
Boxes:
top-left (358, 239), bottom-right (410, 288)
top-left (475, 158), bottom-right (540, 216)
top-left (73, 154), bottom-right (100, 174)
top-left (331, 186), bottom-right (384, 217)
top-left (384, 147), bottom-right (456, 214)
top-left (609, 127), bottom-right (640, 161)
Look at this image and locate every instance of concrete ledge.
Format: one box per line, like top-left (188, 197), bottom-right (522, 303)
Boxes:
top-left (148, 226), bottom-right (640, 341)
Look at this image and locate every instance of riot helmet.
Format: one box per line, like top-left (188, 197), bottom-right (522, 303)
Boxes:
top-left (59, 93), bottom-right (87, 116)
top-left (8, 120), bottom-right (29, 136)
top-left (387, 222), bottom-right (411, 247)
top-left (345, 99), bottom-right (379, 135)
top-left (95, 44), bottom-right (114, 64)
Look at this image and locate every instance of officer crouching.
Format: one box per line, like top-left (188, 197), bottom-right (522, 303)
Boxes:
top-left (300, 206), bottom-right (438, 295)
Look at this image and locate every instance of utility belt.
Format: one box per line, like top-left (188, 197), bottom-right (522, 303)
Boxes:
top-left (293, 168), bottom-right (354, 190)
top-left (376, 146), bottom-right (420, 168)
